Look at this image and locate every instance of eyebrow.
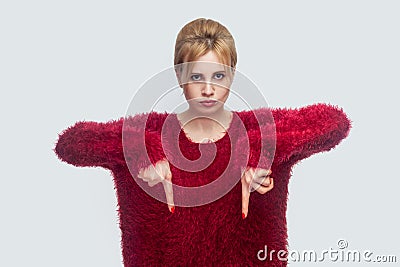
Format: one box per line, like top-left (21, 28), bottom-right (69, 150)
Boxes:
top-left (190, 70), bottom-right (226, 74)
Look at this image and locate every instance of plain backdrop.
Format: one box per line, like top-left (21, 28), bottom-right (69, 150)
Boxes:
top-left (1, 1), bottom-right (399, 266)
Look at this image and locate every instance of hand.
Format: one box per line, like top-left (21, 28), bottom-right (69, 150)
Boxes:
top-left (137, 159), bottom-right (175, 213)
top-left (241, 167), bottom-right (274, 219)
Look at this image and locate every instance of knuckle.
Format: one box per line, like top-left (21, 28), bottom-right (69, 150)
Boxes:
top-left (246, 176), bottom-right (251, 184)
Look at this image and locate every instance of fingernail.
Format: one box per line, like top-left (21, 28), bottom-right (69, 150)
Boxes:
top-left (170, 206), bottom-right (175, 214)
top-left (242, 212), bottom-right (246, 219)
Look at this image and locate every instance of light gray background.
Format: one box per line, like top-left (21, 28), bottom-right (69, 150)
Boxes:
top-left (1, 1), bottom-right (399, 266)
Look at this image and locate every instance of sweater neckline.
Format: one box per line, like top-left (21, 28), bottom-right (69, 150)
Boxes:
top-left (172, 111), bottom-right (237, 145)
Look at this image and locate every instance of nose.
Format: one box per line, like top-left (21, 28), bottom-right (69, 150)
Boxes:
top-left (202, 82), bottom-right (214, 96)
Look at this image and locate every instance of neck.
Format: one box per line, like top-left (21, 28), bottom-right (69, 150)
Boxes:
top-left (180, 107), bottom-right (231, 133)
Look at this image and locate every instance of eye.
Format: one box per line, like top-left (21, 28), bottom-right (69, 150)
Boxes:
top-left (214, 73), bottom-right (225, 80)
top-left (190, 74), bottom-right (202, 81)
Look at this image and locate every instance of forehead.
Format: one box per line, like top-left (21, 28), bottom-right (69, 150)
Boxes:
top-left (196, 50), bottom-right (225, 62)
top-left (191, 61), bottom-right (227, 73)
top-left (189, 50), bottom-right (229, 72)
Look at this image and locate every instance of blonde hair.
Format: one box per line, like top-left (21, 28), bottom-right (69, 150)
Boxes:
top-left (174, 18), bottom-right (237, 69)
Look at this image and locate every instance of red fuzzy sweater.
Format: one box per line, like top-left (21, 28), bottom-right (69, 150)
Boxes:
top-left (54, 103), bottom-right (351, 266)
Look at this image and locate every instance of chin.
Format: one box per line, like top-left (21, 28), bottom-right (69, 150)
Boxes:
top-left (189, 103), bottom-right (225, 115)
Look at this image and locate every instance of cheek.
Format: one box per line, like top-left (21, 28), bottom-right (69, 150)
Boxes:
top-left (218, 89), bottom-right (230, 101)
top-left (183, 85), bottom-right (201, 99)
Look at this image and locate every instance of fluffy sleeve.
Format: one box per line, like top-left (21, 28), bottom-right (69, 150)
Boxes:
top-left (272, 103), bottom-right (352, 164)
top-left (234, 109), bottom-right (276, 170)
top-left (53, 114), bottom-right (167, 171)
top-left (234, 103), bottom-right (351, 170)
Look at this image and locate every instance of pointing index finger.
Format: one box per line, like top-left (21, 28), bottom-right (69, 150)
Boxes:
top-left (162, 170), bottom-right (175, 213)
top-left (241, 173), bottom-right (251, 219)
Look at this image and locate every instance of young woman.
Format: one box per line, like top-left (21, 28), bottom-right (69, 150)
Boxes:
top-left (137, 18), bottom-right (274, 219)
top-left (54, 17), bottom-right (351, 266)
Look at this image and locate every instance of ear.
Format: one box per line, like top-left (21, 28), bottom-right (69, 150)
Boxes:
top-left (226, 66), bottom-right (236, 87)
top-left (174, 66), bottom-right (183, 88)
top-left (230, 66), bottom-right (236, 78)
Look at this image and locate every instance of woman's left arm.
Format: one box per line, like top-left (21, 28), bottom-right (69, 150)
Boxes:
top-left (272, 103), bottom-right (352, 164)
top-left (235, 104), bottom-right (352, 218)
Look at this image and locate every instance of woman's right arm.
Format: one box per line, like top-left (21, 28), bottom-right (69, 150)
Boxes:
top-left (53, 119), bottom-right (125, 170)
top-left (137, 159), bottom-right (175, 213)
top-left (54, 114), bottom-right (167, 171)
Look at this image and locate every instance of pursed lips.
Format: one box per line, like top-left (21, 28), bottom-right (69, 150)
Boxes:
top-left (199, 100), bottom-right (217, 103)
